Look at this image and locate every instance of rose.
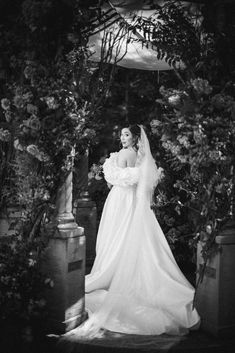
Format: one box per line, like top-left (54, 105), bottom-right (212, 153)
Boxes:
top-left (168, 94), bottom-right (181, 106)
top-left (28, 115), bottom-right (41, 131)
top-left (26, 144), bottom-right (42, 160)
top-left (1, 98), bottom-right (11, 110)
top-left (14, 139), bottom-right (25, 151)
top-left (13, 95), bottom-right (24, 109)
top-left (26, 144), bottom-right (50, 162)
top-left (22, 116), bottom-right (41, 131)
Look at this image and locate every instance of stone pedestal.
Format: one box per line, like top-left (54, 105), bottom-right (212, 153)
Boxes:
top-left (42, 168), bottom-right (86, 334)
top-left (195, 228), bottom-right (235, 337)
top-left (42, 225), bottom-right (86, 334)
top-left (74, 192), bottom-right (97, 269)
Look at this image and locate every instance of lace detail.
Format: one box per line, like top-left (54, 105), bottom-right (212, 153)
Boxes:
top-left (103, 152), bottom-right (139, 187)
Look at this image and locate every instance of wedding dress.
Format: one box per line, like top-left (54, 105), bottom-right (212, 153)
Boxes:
top-left (68, 126), bottom-right (200, 338)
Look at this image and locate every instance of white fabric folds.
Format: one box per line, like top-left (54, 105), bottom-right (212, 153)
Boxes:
top-left (66, 129), bottom-right (200, 339)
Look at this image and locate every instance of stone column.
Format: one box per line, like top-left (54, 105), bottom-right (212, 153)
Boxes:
top-left (42, 151), bottom-right (86, 334)
top-left (195, 227), bottom-right (235, 337)
top-left (73, 150), bottom-right (97, 271)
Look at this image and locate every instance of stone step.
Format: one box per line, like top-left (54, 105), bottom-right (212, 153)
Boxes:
top-left (53, 330), bottom-right (235, 353)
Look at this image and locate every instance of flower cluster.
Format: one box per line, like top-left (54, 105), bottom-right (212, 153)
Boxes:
top-left (88, 163), bottom-right (104, 182)
top-left (190, 78), bottom-right (212, 95)
top-left (151, 77), bottom-right (235, 264)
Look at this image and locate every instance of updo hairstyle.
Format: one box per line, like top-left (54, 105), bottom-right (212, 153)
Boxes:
top-left (128, 124), bottom-right (141, 150)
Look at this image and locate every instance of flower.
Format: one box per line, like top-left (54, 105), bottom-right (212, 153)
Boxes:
top-left (177, 135), bottom-right (190, 148)
top-left (45, 96), bottom-right (59, 110)
top-left (13, 95), bottom-right (24, 109)
top-left (150, 119), bottom-right (161, 133)
top-left (26, 144), bottom-right (43, 160)
top-left (150, 119), bottom-right (161, 127)
top-left (14, 139), bottom-right (25, 151)
top-left (0, 128), bottom-right (11, 141)
top-left (26, 104), bottom-right (38, 115)
top-left (88, 171), bottom-right (94, 180)
top-left (28, 115), bottom-right (41, 131)
top-left (95, 174), bottom-right (102, 180)
top-left (83, 128), bottom-right (96, 139)
top-left (190, 78), bottom-right (212, 95)
top-left (4, 110), bottom-right (13, 122)
top-left (22, 91), bottom-right (33, 101)
top-left (208, 150), bottom-right (223, 161)
top-left (23, 66), bottom-right (34, 79)
top-left (28, 258), bottom-right (37, 267)
top-left (168, 94), bottom-right (181, 106)
top-left (206, 225), bottom-right (212, 234)
top-left (1, 98), bottom-right (11, 110)
top-left (22, 115), bottom-right (41, 131)
top-left (211, 93), bottom-right (234, 110)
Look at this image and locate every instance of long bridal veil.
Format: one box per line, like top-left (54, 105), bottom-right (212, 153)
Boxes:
top-left (136, 125), bottom-right (163, 203)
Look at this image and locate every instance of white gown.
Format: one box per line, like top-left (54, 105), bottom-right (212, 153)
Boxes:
top-left (72, 151), bottom-right (200, 338)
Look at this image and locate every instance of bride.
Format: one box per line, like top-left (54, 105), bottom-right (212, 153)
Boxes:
top-left (69, 124), bottom-right (200, 338)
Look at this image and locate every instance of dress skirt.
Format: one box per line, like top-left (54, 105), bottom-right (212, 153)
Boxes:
top-left (82, 183), bottom-right (200, 336)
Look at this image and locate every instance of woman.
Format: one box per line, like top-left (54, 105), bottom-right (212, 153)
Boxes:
top-left (70, 125), bottom-right (200, 338)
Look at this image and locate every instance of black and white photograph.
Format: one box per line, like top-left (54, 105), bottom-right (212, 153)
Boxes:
top-left (0, 1), bottom-right (235, 352)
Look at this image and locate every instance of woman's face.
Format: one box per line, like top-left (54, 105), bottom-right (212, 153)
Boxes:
top-left (120, 128), bottom-right (134, 148)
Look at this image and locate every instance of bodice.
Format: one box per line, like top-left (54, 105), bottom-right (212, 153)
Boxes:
top-left (103, 152), bottom-right (139, 187)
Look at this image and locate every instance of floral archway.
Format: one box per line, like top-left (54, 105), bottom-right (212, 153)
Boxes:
top-left (0, 0), bottom-right (235, 343)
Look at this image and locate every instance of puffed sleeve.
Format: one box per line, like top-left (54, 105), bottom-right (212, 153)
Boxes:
top-left (103, 153), bottom-right (139, 187)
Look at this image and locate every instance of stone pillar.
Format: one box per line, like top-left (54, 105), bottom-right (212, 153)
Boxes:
top-left (74, 192), bottom-right (97, 270)
top-left (195, 227), bottom-right (235, 337)
top-left (73, 150), bottom-right (97, 271)
top-left (42, 158), bottom-right (86, 334)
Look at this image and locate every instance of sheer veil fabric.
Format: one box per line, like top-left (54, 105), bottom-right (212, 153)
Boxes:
top-left (66, 126), bottom-right (200, 339)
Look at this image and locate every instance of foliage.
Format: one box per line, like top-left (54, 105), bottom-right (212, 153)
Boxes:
top-left (0, 0), bottom-right (116, 210)
top-left (150, 78), bottom-right (235, 264)
top-left (88, 161), bottom-right (109, 222)
top-left (0, 0), bottom-right (114, 329)
top-left (0, 234), bottom-right (49, 326)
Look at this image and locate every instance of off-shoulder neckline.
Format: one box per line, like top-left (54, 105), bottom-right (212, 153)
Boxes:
top-left (108, 151), bottom-right (138, 169)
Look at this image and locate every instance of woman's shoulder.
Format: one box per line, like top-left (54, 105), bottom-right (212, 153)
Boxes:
top-left (118, 148), bottom-right (136, 157)
top-left (118, 148), bottom-right (137, 167)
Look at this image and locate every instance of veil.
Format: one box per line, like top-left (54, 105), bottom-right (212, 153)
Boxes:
top-left (136, 125), bottom-right (163, 204)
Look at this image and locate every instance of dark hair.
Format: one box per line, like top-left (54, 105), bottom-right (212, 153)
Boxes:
top-left (125, 124), bottom-right (141, 150)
